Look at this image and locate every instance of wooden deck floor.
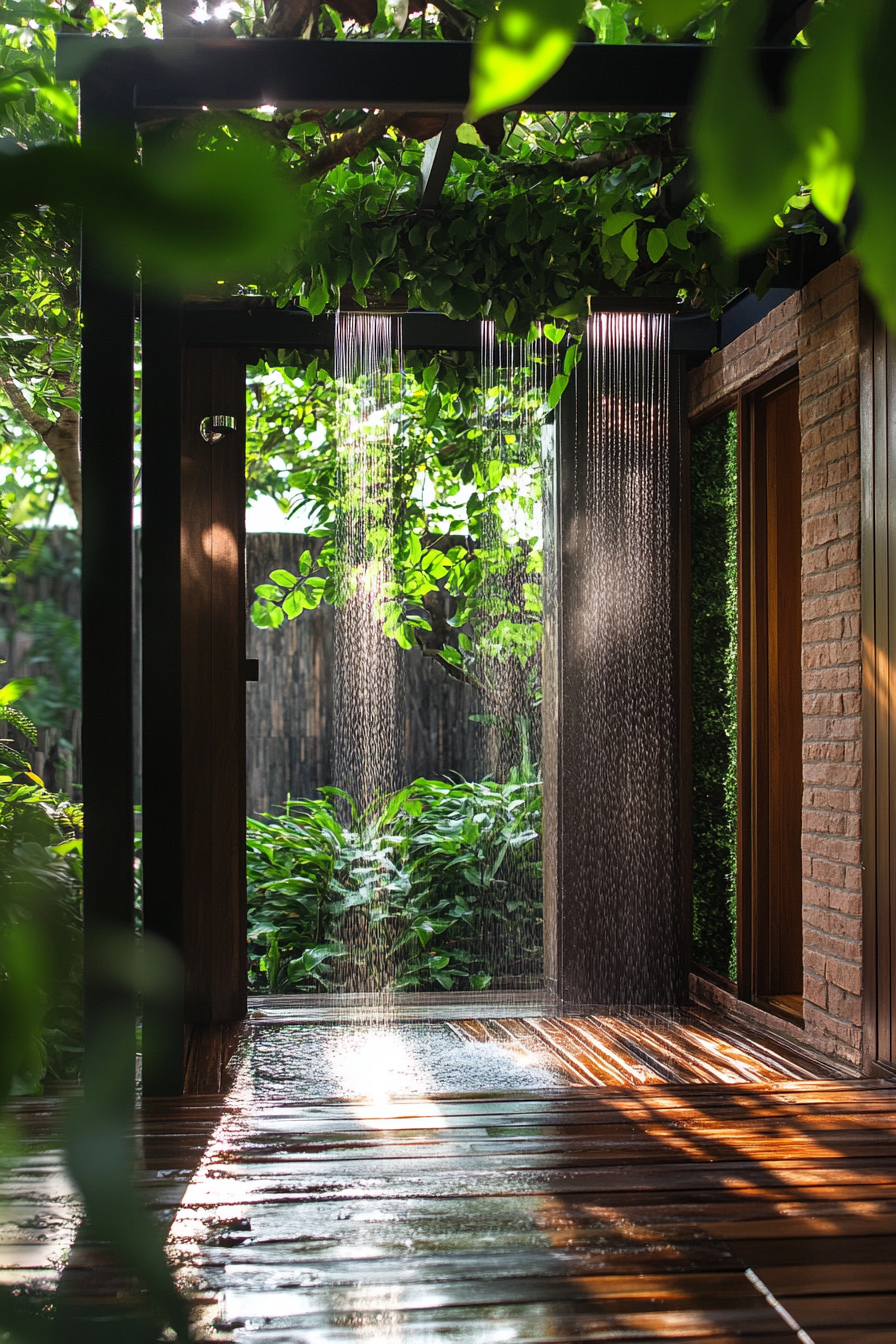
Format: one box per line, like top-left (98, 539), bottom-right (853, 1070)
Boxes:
top-left (2, 1013), bottom-right (895, 1342)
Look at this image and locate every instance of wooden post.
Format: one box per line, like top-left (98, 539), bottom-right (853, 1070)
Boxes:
top-left (140, 283), bottom-right (186, 1095)
top-left (180, 347), bottom-right (248, 1026)
top-left (142, 336), bottom-right (248, 1095)
top-left (79, 75), bottom-right (137, 1101)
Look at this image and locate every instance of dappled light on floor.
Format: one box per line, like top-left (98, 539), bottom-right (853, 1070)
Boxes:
top-left (3, 1014), bottom-right (894, 1342)
top-left (153, 1012), bottom-right (896, 1342)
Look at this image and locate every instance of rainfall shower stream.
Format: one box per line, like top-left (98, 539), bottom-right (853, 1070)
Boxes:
top-left (290, 309), bottom-right (677, 1007)
top-left (555, 311), bottom-right (679, 1005)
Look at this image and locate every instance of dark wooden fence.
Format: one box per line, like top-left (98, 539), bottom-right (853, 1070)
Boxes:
top-left (1, 529), bottom-right (483, 813)
top-left (246, 534), bottom-right (482, 817)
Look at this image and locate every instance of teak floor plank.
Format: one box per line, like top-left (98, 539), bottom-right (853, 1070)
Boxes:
top-left (6, 1012), bottom-right (895, 1341)
top-left (775, 1292), bottom-right (896, 1327)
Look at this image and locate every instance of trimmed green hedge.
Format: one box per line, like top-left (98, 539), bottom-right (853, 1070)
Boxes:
top-left (691, 410), bottom-right (738, 981)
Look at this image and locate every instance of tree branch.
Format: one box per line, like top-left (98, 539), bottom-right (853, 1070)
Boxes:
top-left (264, 0), bottom-right (315, 38)
top-left (1, 373), bottom-right (82, 525)
top-left (299, 110), bottom-right (393, 181)
top-left (503, 133), bottom-right (676, 182)
top-left (44, 397), bottom-right (82, 525)
top-left (0, 373), bottom-right (53, 439)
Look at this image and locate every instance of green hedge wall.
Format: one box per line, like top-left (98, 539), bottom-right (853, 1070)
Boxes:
top-left (691, 409), bottom-right (738, 981)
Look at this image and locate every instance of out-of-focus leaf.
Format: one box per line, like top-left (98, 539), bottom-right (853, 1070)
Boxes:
top-left (853, 4), bottom-right (896, 326)
top-left (0, 131), bottom-right (297, 284)
top-left (467, 0), bottom-right (584, 122)
top-left (0, 678), bottom-right (36, 706)
top-left (36, 84), bottom-right (77, 129)
top-left (638, 0), bottom-right (714, 35)
top-left (65, 928), bottom-right (190, 1342)
top-left (788, 0), bottom-right (877, 223)
top-left (692, 0), bottom-right (801, 252)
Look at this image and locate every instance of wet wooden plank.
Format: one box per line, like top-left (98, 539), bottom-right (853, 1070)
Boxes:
top-left (760, 1262), bottom-right (896, 1295)
top-left (4, 1024), bottom-right (894, 1344)
top-left (778, 1293), bottom-right (896, 1327)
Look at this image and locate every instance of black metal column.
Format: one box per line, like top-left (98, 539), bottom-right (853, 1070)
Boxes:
top-left (79, 77), bottom-right (137, 1099)
top-left (140, 275), bottom-right (185, 1096)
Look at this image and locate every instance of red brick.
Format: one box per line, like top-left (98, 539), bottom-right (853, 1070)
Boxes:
top-left (829, 889), bottom-right (861, 917)
top-left (803, 976), bottom-right (827, 1009)
top-left (804, 515), bottom-right (840, 547)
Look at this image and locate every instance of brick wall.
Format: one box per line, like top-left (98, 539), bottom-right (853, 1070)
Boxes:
top-left (688, 257), bottom-right (864, 1067)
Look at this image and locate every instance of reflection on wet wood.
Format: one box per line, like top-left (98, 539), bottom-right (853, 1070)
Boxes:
top-left (184, 1021), bottom-right (248, 1096)
top-left (2, 1013), bottom-right (893, 1343)
top-left (448, 1007), bottom-right (847, 1086)
top-left (156, 1076), bottom-right (895, 1341)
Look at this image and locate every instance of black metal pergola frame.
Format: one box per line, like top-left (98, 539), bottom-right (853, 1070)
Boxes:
top-left (59, 23), bottom-right (805, 1093)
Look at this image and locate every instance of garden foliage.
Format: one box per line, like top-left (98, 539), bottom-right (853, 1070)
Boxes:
top-left (690, 409), bottom-right (738, 981)
top-left (0, 691), bottom-right (83, 1094)
top-left (248, 349), bottom-right (548, 683)
top-left (247, 775), bottom-right (542, 995)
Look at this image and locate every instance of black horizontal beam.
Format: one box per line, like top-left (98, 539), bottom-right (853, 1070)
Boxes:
top-left (57, 36), bottom-right (795, 116)
top-left (182, 303), bottom-right (714, 353)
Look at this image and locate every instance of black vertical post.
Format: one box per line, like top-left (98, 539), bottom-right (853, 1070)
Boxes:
top-left (79, 74), bottom-right (137, 1100)
top-left (140, 277), bottom-right (185, 1096)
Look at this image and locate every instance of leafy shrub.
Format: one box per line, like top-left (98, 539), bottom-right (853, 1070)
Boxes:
top-left (691, 409), bottom-right (738, 981)
top-left (247, 775), bottom-right (542, 995)
top-left (0, 773), bottom-right (83, 1093)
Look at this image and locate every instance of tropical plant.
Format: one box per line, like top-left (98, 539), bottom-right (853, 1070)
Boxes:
top-left (690, 409), bottom-right (737, 981)
top-left (0, 691), bottom-right (83, 1093)
top-left (247, 774), bottom-right (542, 994)
top-left (248, 346), bottom-right (550, 682)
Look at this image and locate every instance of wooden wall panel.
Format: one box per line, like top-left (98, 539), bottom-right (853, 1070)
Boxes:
top-left (740, 374), bottom-right (804, 1014)
top-left (861, 306), bottom-right (896, 1074)
top-left (181, 347), bottom-right (247, 1024)
top-left (244, 534), bottom-right (483, 818)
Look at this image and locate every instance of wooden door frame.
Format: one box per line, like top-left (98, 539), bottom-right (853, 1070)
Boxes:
top-left (736, 364), bottom-right (804, 1016)
top-left (141, 329), bottom-right (249, 1096)
top-left (860, 298), bottom-right (896, 1079)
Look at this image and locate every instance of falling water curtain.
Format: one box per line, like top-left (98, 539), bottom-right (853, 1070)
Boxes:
top-left (546, 313), bottom-right (682, 1006)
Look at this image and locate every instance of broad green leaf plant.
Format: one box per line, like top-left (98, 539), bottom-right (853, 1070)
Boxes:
top-left (248, 775), bottom-right (542, 995)
top-left (248, 348), bottom-right (549, 680)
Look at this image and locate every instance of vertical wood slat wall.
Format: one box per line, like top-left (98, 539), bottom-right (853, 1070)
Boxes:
top-left (180, 347), bottom-right (248, 1025)
top-left (860, 306), bottom-right (896, 1074)
top-left (244, 535), bottom-right (483, 818)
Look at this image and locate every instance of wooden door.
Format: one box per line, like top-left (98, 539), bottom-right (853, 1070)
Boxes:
top-left (180, 346), bottom-right (248, 1025)
top-left (740, 374), bottom-right (804, 1019)
top-left (861, 308), bottom-right (896, 1076)
top-left (141, 329), bottom-right (248, 1096)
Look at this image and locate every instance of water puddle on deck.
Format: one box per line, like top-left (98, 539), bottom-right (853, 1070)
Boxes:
top-left (229, 1023), bottom-right (568, 1102)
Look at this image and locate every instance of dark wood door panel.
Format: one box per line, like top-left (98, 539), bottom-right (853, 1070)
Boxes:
top-left (762, 379), bottom-right (804, 997)
top-left (861, 306), bottom-right (896, 1071)
top-left (740, 373), bottom-right (804, 1014)
top-left (181, 347), bottom-right (247, 1024)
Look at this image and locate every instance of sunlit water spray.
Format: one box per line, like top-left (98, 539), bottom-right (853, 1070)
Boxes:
top-left (228, 1023), bottom-right (566, 1101)
top-left (332, 311), bottom-right (404, 997)
top-left (473, 324), bottom-right (558, 991)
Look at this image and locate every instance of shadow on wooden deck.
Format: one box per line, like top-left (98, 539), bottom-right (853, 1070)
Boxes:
top-left (2, 1008), bottom-right (894, 1342)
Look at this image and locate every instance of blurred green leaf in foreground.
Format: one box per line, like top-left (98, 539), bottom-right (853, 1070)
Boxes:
top-left (1, 128), bottom-right (298, 286)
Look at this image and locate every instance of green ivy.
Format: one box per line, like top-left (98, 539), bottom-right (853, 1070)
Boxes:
top-left (691, 408), bottom-right (737, 981)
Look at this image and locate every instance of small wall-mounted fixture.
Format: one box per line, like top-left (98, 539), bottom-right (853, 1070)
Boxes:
top-left (200, 415), bottom-right (236, 443)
